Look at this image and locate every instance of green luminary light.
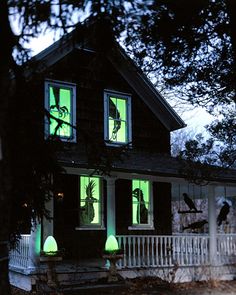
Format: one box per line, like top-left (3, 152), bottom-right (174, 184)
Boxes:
top-left (43, 236), bottom-right (58, 255)
top-left (105, 235), bottom-right (119, 253)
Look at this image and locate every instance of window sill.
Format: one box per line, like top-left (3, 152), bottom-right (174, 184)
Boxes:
top-left (104, 141), bottom-right (132, 148)
top-left (128, 226), bottom-right (155, 231)
top-left (75, 227), bottom-right (106, 231)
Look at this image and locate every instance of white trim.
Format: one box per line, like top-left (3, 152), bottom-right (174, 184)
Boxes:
top-left (45, 79), bottom-right (76, 87)
top-left (106, 177), bottom-right (117, 237)
top-left (75, 227), bottom-right (106, 231)
top-left (104, 89), bottom-right (132, 146)
top-left (128, 226), bottom-right (155, 231)
top-left (44, 79), bottom-right (76, 142)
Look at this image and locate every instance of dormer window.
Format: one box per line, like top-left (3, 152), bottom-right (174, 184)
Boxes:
top-left (45, 80), bottom-right (76, 142)
top-left (104, 90), bottom-right (132, 145)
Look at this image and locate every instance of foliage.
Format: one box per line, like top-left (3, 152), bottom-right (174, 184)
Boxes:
top-left (1, 0), bottom-right (236, 292)
top-left (124, 0), bottom-right (236, 167)
top-left (171, 128), bottom-right (198, 157)
top-left (125, 1), bottom-right (235, 105)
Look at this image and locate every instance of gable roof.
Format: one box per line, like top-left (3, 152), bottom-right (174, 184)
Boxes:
top-left (25, 18), bottom-right (186, 132)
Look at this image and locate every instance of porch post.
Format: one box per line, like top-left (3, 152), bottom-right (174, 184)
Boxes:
top-left (208, 184), bottom-right (217, 265)
top-left (42, 197), bottom-right (54, 242)
top-left (106, 177), bottom-right (116, 237)
top-left (28, 219), bottom-right (41, 269)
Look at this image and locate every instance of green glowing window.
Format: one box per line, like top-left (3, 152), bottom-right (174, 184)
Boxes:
top-left (104, 90), bottom-right (132, 145)
top-left (80, 176), bottom-right (102, 227)
top-left (132, 179), bottom-right (151, 226)
top-left (45, 80), bottom-right (76, 142)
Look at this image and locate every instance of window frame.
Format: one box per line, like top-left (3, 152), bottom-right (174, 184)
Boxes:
top-left (129, 179), bottom-right (154, 230)
top-left (104, 90), bottom-right (132, 146)
top-left (76, 175), bottom-right (105, 230)
top-left (44, 79), bottom-right (76, 142)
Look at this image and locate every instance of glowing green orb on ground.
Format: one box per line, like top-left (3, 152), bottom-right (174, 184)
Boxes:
top-left (105, 235), bottom-right (119, 253)
top-left (43, 236), bottom-right (58, 255)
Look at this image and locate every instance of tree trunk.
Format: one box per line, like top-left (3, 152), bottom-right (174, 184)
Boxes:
top-left (0, 1), bottom-right (18, 294)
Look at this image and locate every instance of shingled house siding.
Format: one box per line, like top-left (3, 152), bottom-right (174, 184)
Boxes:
top-left (153, 182), bottom-right (172, 235)
top-left (43, 49), bottom-right (170, 154)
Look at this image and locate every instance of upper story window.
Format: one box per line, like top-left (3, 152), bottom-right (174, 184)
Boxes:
top-left (104, 90), bottom-right (132, 145)
top-left (45, 80), bottom-right (76, 142)
top-left (130, 179), bottom-right (153, 229)
top-left (79, 176), bottom-right (103, 229)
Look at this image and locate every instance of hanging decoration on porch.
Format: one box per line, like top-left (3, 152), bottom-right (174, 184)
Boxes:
top-left (183, 219), bottom-right (208, 232)
top-left (217, 187), bottom-right (230, 226)
top-left (217, 201), bottom-right (230, 226)
top-left (178, 184), bottom-right (202, 214)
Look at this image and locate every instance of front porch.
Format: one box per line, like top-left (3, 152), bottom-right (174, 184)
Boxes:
top-left (8, 168), bottom-right (236, 291)
top-left (9, 233), bottom-right (236, 290)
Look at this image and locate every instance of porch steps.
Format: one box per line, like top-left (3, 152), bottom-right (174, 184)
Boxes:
top-left (10, 264), bottom-right (236, 292)
top-left (59, 282), bottom-right (127, 294)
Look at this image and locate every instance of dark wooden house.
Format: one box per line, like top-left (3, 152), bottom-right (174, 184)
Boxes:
top-left (31, 18), bottom-right (185, 260)
top-left (9, 18), bottom-right (236, 291)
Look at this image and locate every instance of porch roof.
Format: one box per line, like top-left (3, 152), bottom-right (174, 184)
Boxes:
top-left (58, 149), bottom-right (236, 185)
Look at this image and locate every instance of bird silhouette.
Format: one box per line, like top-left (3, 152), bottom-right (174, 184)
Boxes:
top-left (217, 201), bottom-right (230, 226)
top-left (183, 219), bottom-right (208, 231)
top-left (80, 180), bottom-right (97, 225)
top-left (109, 98), bottom-right (121, 140)
top-left (183, 193), bottom-right (198, 211)
top-left (132, 188), bottom-right (148, 224)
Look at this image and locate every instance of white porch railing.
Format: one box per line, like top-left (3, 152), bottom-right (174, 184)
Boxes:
top-left (117, 234), bottom-right (236, 268)
top-left (216, 234), bottom-right (236, 265)
top-left (117, 235), bottom-right (210, 268)
top-left (9, 234), bottom-right (236, 270)
top-left (9, 235), bottom-right (30, 269)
